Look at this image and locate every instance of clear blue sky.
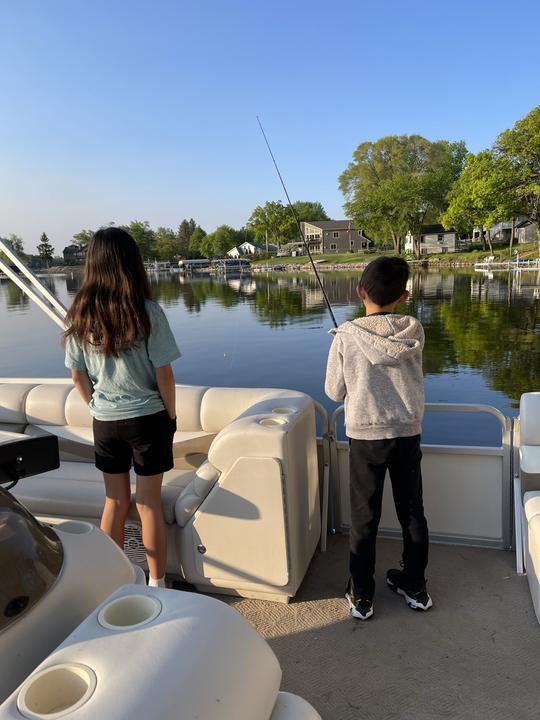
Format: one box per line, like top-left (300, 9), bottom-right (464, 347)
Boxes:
top-left (1, 0), bottom-right (539, 253)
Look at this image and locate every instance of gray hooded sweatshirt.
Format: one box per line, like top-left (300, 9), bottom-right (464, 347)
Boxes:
top-left (325, 314), bottom-right (424, 440)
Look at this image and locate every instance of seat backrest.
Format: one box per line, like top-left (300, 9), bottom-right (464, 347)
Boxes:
top-left (0, 383), bottom-right (36, 432)
top-left (520, 392), bottom-right (540, 446)
top-left (175, 385), bottom-right (208, 431)
top-left (200, 388), bottom-right (286, 433)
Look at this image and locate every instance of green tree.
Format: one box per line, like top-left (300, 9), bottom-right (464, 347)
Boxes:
top-left (494, 105), bottom-right (540, 246)
top-left (72, 229), bottom-right (94, 248)
top-left (280, 201), bottom-right (329, 241)
top-left (442, 151), bottom-right (525, 252)
top-left (128, 220), bottom-right (155, 259)
top-left (188, 226), bottom-right (207, 258)
top-left (201, 225), bottom-right (238, 257)
top-left (339, 135), bottom-right (467, 254)
top-left (37, 232), bottom-right (54, 265)
top-left (154, 227), bottom-right (180, 261)
top-left (177, 218), bottom-right (198, 257)
top-left (8, 234), bottom-right (25, 255)
top-left (247, 200), bottom-right (329, 246)
top-left (0, 234), bottom-right (26, 263)
top-left (247, 201), bottom-right (289, 246)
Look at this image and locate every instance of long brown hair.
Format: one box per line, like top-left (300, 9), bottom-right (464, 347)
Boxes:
top-left (64, 227), bottom-right (152, 356)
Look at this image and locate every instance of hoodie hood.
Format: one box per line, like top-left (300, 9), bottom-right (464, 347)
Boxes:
top-left (330, 314), bottom-right (424, 366)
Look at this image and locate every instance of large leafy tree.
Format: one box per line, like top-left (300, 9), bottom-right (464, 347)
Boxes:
top-left (247, 200), bottom-right (329, 245)
top-left (201, 225), bottom-right (238, 257)
top-left (188, 226), bottom-right (207, 258)
top-left (442, 151), bottom-right (525, 252)
top-left (154, 226), bottom-right (180, 261)
top-left (247, 201), bottom-right (288, 246)
top-left (281, 200), bottom-right (329, 241)
top-left (494, 105), bottom-right (540, 244)
top-left (128, 220), bottom-right (155, 259)
top-left (177, 218), bottom-right (198, 257)
top-left (339, 135), bottom-right (467, 254)
top-left (8, 234), bottom-right (25, 255)
top-left (72, 229), bottom-right (94, 248)
top-left (0, 234), bottom-right (26, 263)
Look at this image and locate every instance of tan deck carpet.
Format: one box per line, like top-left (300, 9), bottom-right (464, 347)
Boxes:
top-left (222, 536), bottom-right (540, 720)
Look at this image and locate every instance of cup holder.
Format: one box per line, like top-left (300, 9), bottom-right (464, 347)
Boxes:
top-left (55, 520), bottom-right (94, 535)
top-left (271, 407), bottom-right (297, 415)
top-left (97, 594), bottom-right (161, 630)
top-left (17, 663), bottom-right (96, 719)
top-left (259, 417), bottom-right (289, 427)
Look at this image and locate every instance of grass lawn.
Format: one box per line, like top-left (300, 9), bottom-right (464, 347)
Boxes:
top-left (424, 242), bottom-right (539, 264)
top-left (252, 251), bottom-right (393, 266)
top-left (252, 243), bottom-right (539, 267)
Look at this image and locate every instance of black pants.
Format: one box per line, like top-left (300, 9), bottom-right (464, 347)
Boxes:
top-left (349, 435), bottom-right (429, 596)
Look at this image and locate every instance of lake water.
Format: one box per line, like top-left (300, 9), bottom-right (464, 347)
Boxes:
top-left (1, 268), bottom-right (539, 446)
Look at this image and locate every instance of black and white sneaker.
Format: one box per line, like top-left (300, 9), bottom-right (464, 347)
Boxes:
top-left (345, 579), bottom-right (374, 620)
top-left (386, 569), bottom-right (433, 611)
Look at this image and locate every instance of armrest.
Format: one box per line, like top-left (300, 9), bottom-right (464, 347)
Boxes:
top-left (207, 393), bottom-right (313, 472)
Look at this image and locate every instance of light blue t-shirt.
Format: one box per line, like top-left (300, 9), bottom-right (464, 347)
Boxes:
top-left (64, 300), bottom-right (181, 421)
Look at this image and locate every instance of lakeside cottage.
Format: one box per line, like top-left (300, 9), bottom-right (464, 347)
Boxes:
top-left (62, 244), bottom-right (88, 265)
top-left (404, 224), bottom-right (460, 255)
top-left (227, 241), bottom-right (278, 258)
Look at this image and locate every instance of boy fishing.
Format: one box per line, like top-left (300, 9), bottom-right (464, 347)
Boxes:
top-left (325, 256), bottom-right (432, 620)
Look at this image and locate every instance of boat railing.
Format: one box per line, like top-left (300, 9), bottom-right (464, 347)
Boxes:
top-left (0, 238), bottom-right (67, 329)
top-left (324, 402), bottom-right (514, 551)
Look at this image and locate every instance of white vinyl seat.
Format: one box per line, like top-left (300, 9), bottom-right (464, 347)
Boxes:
top-left (516, 393), bottom-right (540, 624)
top-left (0, 379), bottom-right (321, 602)
top-left (13, 462), bottom-right (198, 525)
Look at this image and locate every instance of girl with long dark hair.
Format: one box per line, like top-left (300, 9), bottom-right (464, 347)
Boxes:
top-left (64, 227), bottom-right (180, 587)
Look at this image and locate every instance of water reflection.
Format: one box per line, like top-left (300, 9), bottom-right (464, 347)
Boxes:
top-left (1, 280), bottom-right (29, 310)
top-left (148, 269), bottom-right (539, 405)
top-left (1, 269), bottom-right (539, 411)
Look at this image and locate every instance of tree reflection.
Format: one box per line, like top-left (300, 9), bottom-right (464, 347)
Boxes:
top-left (2, 280), bottom-right (29, 310)
top-left (7, 268), bottom-right (535, 404)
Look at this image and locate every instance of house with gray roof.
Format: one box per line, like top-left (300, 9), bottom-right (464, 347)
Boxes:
top-left (297, 221), bottom-right (374, 254)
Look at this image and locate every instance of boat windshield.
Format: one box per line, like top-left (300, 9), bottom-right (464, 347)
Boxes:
top-left (0, 489), bottom-right (64, 632)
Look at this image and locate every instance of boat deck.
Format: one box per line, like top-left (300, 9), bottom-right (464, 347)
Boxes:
top-left (222, 536), bottom-right (539, 720)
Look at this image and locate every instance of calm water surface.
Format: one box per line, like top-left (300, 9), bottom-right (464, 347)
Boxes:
top-left (1, 269), bottom-right (539, 445)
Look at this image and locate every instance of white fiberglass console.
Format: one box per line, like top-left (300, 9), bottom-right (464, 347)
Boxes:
top-left (0, 585), bottom-right (321, 720)
top-left (0, 432), bottom-right (143, 703)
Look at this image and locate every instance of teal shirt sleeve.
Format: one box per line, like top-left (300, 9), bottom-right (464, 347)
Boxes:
top-left (147, 303), bottom-right (181, 368)
top-left (64, 334), bottom-right (87, 371)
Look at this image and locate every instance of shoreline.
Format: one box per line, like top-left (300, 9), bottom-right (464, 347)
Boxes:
top-left (253, 260), bottom-right (485, 272)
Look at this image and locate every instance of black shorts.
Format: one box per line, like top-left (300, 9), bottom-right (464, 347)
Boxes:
top-left (93, 410), bottom-right (176, 476)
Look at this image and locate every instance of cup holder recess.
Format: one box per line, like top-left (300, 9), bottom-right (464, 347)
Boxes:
top-left (259, 417), bottom-right (289, 427)
top-left (271, 407), bottom-right (297, 415)
top-left (17, 663), bottom-right (97, 719)
top-left (97, 594), bottom-right (162, 630)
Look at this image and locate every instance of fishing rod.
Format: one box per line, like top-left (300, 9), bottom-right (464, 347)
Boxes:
top-left (256, 117), bottom-right (338, 329)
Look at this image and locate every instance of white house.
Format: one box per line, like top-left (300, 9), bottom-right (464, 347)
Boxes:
top-left (405, 224), bottom-right (459, 255)
top-left (227, 241), bottom-right (278, 258)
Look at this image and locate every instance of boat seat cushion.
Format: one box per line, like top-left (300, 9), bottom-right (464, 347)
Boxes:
top-left (520, 392), bottom-right (540, 446)
top-left (524, 492), bottom-right (540, 523)
top-left (12, 462), bottom-right (197, 525)
top-left (0, 383), bottom-right (36, 424)
top-left (24, 424), bottom-right (215, 464)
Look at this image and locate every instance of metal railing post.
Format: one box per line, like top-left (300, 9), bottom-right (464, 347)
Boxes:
top-left (314, 401), bottom-right (331, 552)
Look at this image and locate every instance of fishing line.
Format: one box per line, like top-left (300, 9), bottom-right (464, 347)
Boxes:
top-left (256, 116), bottom-right (338, 329)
